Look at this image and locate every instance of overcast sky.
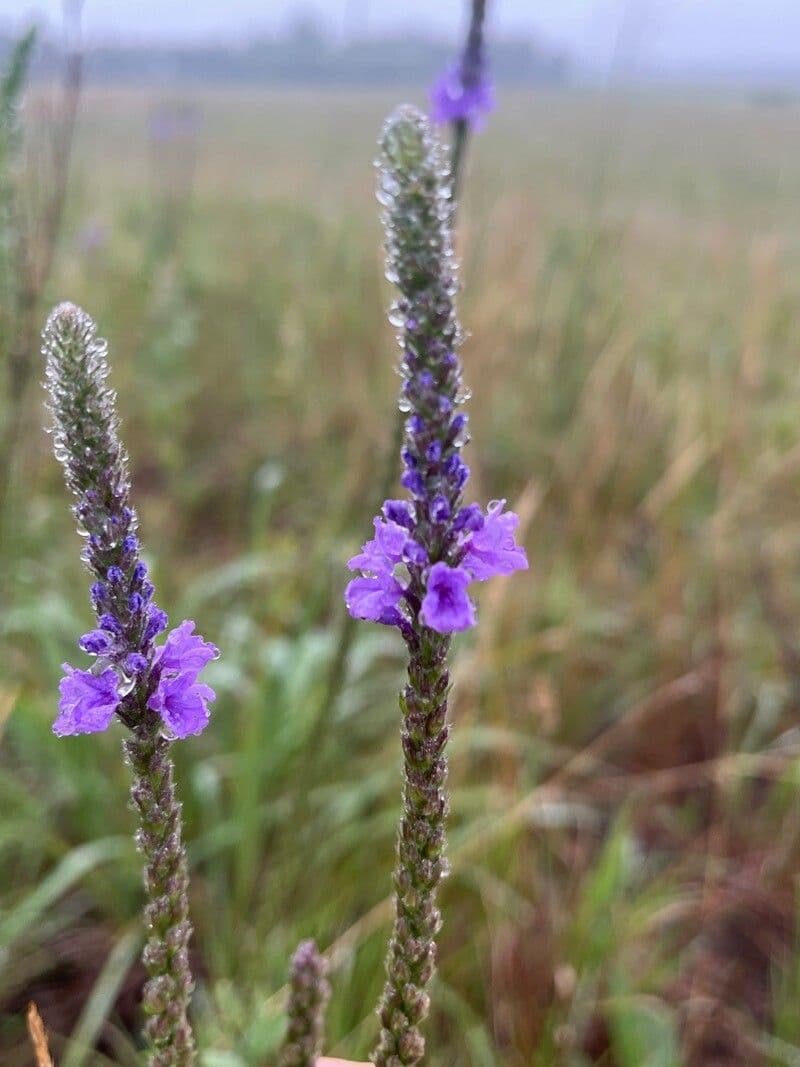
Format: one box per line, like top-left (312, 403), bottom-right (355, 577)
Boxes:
top-left (5, 1), bottom-right (800, 77)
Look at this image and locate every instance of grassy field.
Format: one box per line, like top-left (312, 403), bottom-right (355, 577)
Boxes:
top-left (5, 84), bottom-right (800, 1065)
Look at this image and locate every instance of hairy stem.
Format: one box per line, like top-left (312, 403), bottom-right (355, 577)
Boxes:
top-left (373, 634), bottom-right (450, 1066)
top-left (125, 719), bottom-right (195, 1067)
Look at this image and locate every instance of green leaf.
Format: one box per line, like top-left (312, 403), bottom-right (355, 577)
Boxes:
top-left (609, 994), bottom-right (681, 1067)
top-left (0, 837), bottom-right (130, 950)
top-left (62, 926), bottom-right (142, 1067)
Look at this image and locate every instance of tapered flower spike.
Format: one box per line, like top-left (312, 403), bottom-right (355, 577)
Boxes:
top-left (43, 303), bottom-right (220, 1066)
top-left (344, 109), bottom-right (526, 1065)
top-left (279, 940), bottom-right (331, 1067)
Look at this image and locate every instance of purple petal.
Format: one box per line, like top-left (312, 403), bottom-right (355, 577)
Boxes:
top-left (148, 673), bottom-right (215, 738)
top-left (53, 665), bottom-right (120, 737)
top-left (156, 619), bottom-right (219, 678)
top-left (462, 500), bottom-right (529, 581)
top-left (345, 574), bottom-right (404, 625)
top-left (348, 519), bottom-right (410, 574)
top-left (453, 503), bottom-right (484, 533)
top-left (420, 563), bottom-right (476, 634)
top-left (402, 539), bottom-right (428, 567)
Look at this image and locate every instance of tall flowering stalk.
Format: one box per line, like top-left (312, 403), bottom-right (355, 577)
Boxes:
top-left (43, 303), bottom-right (218, 1066)
top-left (320, 2), bottom-right (492, 728)
top-left (345, 109), bottom-right (527, 1065)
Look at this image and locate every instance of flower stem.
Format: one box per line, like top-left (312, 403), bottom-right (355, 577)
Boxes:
top-left (372, 633), bottom-right (451, 1066)
top-left (125, 717), bottom-right (195, 1067)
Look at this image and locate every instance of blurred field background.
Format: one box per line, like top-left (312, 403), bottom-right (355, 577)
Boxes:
top-left (5, 71), bottom-right (800, 1066)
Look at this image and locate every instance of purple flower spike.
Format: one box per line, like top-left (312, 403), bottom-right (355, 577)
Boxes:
top-left (147, 674), bottom-right (215, 739)
top-left (345, 110), bottom-right (531, 1066)
top-left (420, 563), bottom-right (476, 633)
top-left (430, 64), bottom-right (494, 129)
top-left (463, 499), bottom-right (528, 580)
top-left (345, 573), bottom-right (404, 625)
top-left (156, 619), bottom-right (219, 678)
top-left (53, 666), bottom-right (121, 736)
top-left (43, 303), bottom-right (213, 1058)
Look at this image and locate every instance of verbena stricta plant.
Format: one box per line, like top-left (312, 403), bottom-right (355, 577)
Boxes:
top-left (320, 0), bottom-right (493, 731)
top-left (42, 302), bottom-right (218, 1067)
top-left (345, 108), bottom-right (527, 1065)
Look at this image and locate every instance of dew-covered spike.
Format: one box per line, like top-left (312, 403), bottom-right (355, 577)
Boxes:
top-left (42, 301), bottom-right (129, 505)
top-left (41, 301), bottom-right (203, 1065)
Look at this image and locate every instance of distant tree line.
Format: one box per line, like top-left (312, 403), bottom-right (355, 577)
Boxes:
top-left (0, 20), bottom-right (568, 88)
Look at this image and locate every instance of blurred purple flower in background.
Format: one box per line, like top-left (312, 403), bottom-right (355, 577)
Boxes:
top-left (429, 0), bottom-right (493, 130)
top-left (430, 63), bottom-right (494, 127)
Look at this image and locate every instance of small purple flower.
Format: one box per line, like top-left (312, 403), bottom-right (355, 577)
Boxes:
top-left (420, 563), bottom-right (475, 633)
top-left (430, 64), bottom-right (494, 128)
top-left (98, 613), bottom-right (123, 635)
top-left (383, 499), bottom-right (415, 529)
top-left (430, 495), bottom-right (451, 523)
top-left (155, 619), bottom-right (219, 678)
top-left (78, 628), bottom-right (112, 655)
top-left (135, 619), bottom-right (220, 737)
top-left (144, 605), bottom-right (169, 642)
top-left (400, 470), bottom-right (425, 497)
top-left (348, 519), bottom-right (410, 575)
top-left (345, 573), bottom-right (405, 626)
top-left (53, 666), bottom-right (121, 736)
top-left (125, 653), bottom-right (148, 674)
top-left (449, 413), bottom-right (467, 438)
top-left (107, 565), bottom-right (124, 585)
top-left (463, 499), bottom-right (528, 580)
top-left (147, 673), bottom-right (215, 739)
top-left (402, 540), bottom-right (428, 567)
top-left (90, 581), bottom-right (107, 606)
top-left (453, 503), bottom-right (484, 532)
